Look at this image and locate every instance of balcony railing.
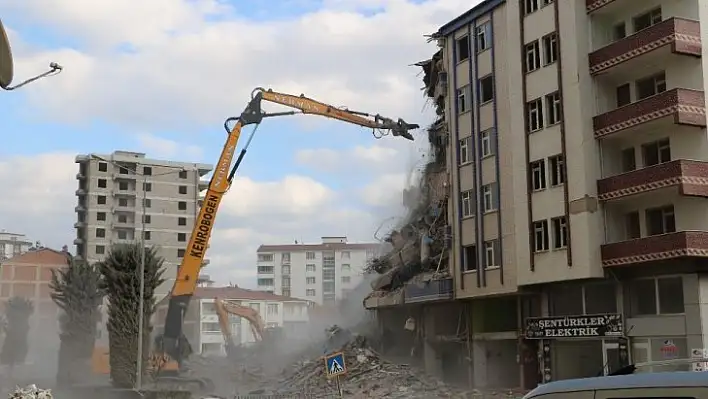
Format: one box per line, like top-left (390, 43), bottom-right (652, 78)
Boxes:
top-left (601, 231), bottom-right (708, 267)
top-left (593, 88), bottom-right (706, 139)
top-left (404, 277), bottom-right (453, 304)
top-left (598, 160), bottom-right (708, 201)
top-left (589, 18), bottom-right (701, 75)
top-left (586, 0), bottom-right (615, 13)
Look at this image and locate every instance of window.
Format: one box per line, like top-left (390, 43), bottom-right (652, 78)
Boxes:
top-left (524, 0), bottom-right (539, 14)
top-left (96, 245), bottom-right (105, 255)
top-left (97, 195), bottom-right (106, 205)
top-left (642, 138), bottom-right (670, 167)
top-left (484, 240), bottom-right (500, 268)
top-left (143, 198), bottom-right (151, 208)
top-left (549, 155), bottom-right (564, 186)
top-left (267, 304), bottom-right (278, 315)
top-left (342, 276), bottom-right (351, 284)
top-left (551, 216), bottom-right (568, 249)
top-left (463, 245), bottom-right (477, 271)
top-left (179, 170), bottom-right (188, 179)
top-left (341, 251), bottom-right (350, 259)
top-left (533, 220), bottom-right (549, 252)
top-left (630, 276), bottom-right (684, 315)
top-left (306, 289), bottom-right (316, 297)
top-left (143, 231), bottom-right (151, 240)
top-left (481, 129), bottom-right (494, 157)
top-left (341, 264), bottom-right (351, 272)
top-left (323, 269), bottom-right (336, 280)
top-left (542, 0), bottom-right (553, 4)
top-left (258, 254), bottom-right (274, 262)
top-left (306, 277), bottom-right (316, 284)
top-left (178, 233), bottom-right (186, 242)
top-left (633, 7), bottom-right (662, 32)
top-left (475, 23), bottom-right (491, 52)
top-left (525, 40), bottom-right (540, 72)
top-left (282, 275), bottom-right (290, 286)
top-left (545, 91), bottom-right (561, 125)
top-left (143, 167), bottom-right (152, 175)
top-left (176, 201), bottom-right (187, 211)
top-left (621, 148), bottom-right (636, 172)
top-left (282, 265), bottom-right (290, 275)
top-left (636, 72), bottom-right (666, 100)
top-left (646, 205), bottom-right (675, 236)
top-left (257, 278), bottom-right (273, 286)
top-left (282, 253), bottom-right (291, 263)
top-left (282, 289), bottom-right (291, 297)
top-left (306, 264), bottom-right (316, 272)
top-left (531, 160), bottom-right (546, 191)
top-left (178, 217), bottom-right (187, 226)
top-left (616, 83), bottom-right (631, 107)
top-left (98, 162), bottom-right (108, 172)
top-left (527, 98), bottom-right (543, 132)
top-left (306, 251), bottom-right (316, 260)
top-left (96, 228), bottom-right (105, 238)
top-left (98, 179), bottom-right (107, 188)
top-left (175, 248), bottom-right (184, 258)
top-left (455, 35), bottom-right (470, 62)
top-left (143, 182), bottom-right (152, 192)
top-left (613, 22), bottom-right (627, 41)
top-left (461, 190), bottom-right (474, 217)
top-left (456, 86), bottom-right (469, 113)
top-left (119, 166), bottom-right (129, 175)
top-left (119, 182), bottom-right (128, 191)
top-left (178, 185), bottom-right (188, 194)
top-left (118, 198), bottom-right (128, 207)
top-left (143, 215), bottom-right (151, 224)
top-left (97, 212), bottom-right (106, 221)
top-left (482, 183), bottom-right (497, 212)
top-left (625, 211), bottom-right (641, 240)
top-left (459, 136), bottom-right (472, 164)
top-left (542, 33), bottom-right (558, 65)
top-left (479, 75), bottom-right (494, 103)
top-left (117, 230), bottom-right (127, 240)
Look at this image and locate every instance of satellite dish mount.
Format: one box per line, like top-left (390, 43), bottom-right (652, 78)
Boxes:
top-left (0, 19), bottom-right (62, 91)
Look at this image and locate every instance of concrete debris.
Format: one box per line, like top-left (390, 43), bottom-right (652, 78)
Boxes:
top-left (8, 385), bottom-right (52, 399)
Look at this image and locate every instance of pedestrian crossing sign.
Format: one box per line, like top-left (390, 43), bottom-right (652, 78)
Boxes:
top-left (324, 352), bottom-right (347, 377)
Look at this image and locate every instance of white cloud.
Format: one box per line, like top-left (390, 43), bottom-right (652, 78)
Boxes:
top-left (135, 133), bottom-right (203, 161)
top-left (360, 173), bottom-right (408, 207)
top-left (3, 0), bottom-right (476, 131)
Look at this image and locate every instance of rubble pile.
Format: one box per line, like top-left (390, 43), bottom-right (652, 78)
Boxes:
top-left (8, 385), bottom-right (52, 399)
top-left (270, 334), bottom-right (471, 398)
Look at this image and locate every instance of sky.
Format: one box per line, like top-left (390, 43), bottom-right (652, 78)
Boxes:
top-left (0, 0), bottom-right (478, 288)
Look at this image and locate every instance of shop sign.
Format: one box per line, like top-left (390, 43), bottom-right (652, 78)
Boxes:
top-left (524, 314), bottom-right (623, 339)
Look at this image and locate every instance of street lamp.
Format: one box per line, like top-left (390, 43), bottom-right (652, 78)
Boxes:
top-left (88, 154), bottom-right (187, 390)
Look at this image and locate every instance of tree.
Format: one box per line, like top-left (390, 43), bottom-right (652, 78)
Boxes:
top-left (49, 254), bottom-right (103, 386)
top-left (98, 242), bottom-right (165, 388)
top-left (0, 297), bottom-right (34, 373)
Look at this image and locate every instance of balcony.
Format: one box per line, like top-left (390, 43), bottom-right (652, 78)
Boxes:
top-left (75, 205), bottom-right (86, 212)
top-left (598, 160), bottom-right (708, 201)
top-left (73, 238), bottom-right (84, 245)
top-left (76, 172), bottom-right (86, 180)
top-left (73, 221), bottom-right (85, 228)
top-left (589, 18), bottom-right (701, 76)
top-left (593, 88), bottom-right (706, 139)
top-left (75, 189), bottom-right (86, 196)
top-left (601, 231), bottom-right (708, 267)
top-left (404, 277), bottom-right (453, 304)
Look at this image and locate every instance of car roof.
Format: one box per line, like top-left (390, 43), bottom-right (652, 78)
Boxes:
top-left (525, 372), bottom-right (708, 398)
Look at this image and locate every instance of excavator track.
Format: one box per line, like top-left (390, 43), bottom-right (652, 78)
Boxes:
top-left (144, 376), bottom-right (215, 397)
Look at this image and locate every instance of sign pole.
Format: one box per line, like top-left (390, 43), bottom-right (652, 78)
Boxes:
top-left (335, 375), bottom-right (343, 397)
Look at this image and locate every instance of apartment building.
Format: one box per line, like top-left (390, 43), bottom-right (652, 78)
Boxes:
top-left (256, 237), bottom-right (378, 305)
top-left (153, 286), bottom-right (310, 356)
top-left (0, 231), bottom-right (32, 261)
top-left (74, 150), bottom-right (212, 294)
top-left (366, 0), bottom-right (708, 390)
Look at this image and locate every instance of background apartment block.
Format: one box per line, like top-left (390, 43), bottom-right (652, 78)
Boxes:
top-left (256, 236), bottom-right (378, 305)
top-left (0, 230), bottom-right (32, 261)
top-left (74, 150), bottom-right (212, 294)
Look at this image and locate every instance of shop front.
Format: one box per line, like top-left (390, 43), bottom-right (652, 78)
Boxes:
top-left (524, 313), bottom-right (629, 382)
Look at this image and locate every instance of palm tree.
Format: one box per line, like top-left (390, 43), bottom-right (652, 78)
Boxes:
top-left (49, 254), bottom-right (103, 386)
top-left (98, 242), bottom-right (165, 388)
top-left (0, 297), bottom-right (34, 377)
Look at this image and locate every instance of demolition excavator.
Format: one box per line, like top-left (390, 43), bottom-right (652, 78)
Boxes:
top-left (214, 297), bottom-right (282, 359)
top-left (146, 88), bottom-right (418, 392)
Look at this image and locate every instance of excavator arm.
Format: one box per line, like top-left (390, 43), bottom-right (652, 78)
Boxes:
top-left (160, 87), bottom-right (418, 363)
top-left (214, 297), bottom-right (267, 358)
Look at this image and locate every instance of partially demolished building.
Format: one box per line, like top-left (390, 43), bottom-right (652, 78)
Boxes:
top-left (364, 0), bottom-right (708, 392)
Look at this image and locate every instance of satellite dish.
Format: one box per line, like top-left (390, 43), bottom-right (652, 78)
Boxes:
top-left (0, 19), bottom-right (14, 89)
